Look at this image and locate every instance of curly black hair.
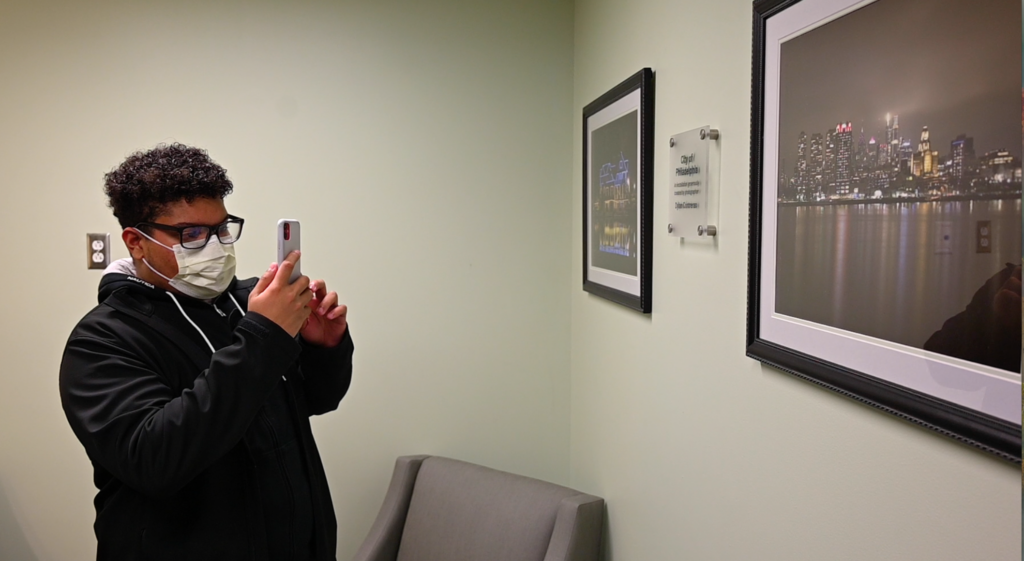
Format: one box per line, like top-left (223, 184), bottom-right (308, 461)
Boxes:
top-left (104, 143), bottom-right (234, 228)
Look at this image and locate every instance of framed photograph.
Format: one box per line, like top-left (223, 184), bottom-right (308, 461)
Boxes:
top-left (749, 0), bottom-right (1022, 461)
top-left (583, 68), bottom-right (654, 313)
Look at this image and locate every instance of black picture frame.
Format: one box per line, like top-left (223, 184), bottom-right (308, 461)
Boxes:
top-left (748, 0), bottom-right (1021, 462)
top-left (582, 68), bottom-right (654, 313)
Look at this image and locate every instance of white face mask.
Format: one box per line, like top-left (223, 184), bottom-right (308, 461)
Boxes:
top-left (134, 229), bottom-right (237, 299)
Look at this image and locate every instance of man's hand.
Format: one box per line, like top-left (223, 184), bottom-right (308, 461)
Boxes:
top-left (301, 279), bottom-right (348, 348)
top-left (248, 251), bottom-right (313, 337)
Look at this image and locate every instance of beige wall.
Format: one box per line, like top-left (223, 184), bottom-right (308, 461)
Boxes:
top-left (0, 1), bottom-right (573, 559)
top-left (569, 0), bottom-right (1021, 559)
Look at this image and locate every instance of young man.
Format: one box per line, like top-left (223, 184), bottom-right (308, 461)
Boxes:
top-left (59, 144), bottom-right (354, 561)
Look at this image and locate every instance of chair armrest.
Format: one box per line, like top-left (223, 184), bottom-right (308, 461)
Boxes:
top-left (543, 493), bottom-right (604, 561)
top-left (351, 455), bottom-right (431, 561)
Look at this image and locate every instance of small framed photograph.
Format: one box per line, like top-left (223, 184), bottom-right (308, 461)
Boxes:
top-left (748, 0), bottom-right (1021, 461)
top-left (582, 68), bottom-right (654, 313)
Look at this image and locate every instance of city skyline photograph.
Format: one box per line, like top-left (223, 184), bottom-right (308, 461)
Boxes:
top-left (778, 0), bottom-right (1021, 196)
top-left (590, 109), bottom-right (638, 276)
top-left (772, 0), bottom-right (1021, 373)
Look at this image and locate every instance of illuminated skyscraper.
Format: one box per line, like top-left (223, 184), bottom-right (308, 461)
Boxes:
top-left (881, 114), bottom-right (893, 165)
top-left (779, 158), bottom-right (787, 195)
top-left (856, 127), bottom-right (864, 158)
top-left (912, 126), bottom-right (938, 176)
top-left (949, 134), bottom-right (974, 187)
top-left (888, 114), bottom-right (900, 171)
top-left (899, 140), bottom-right (913, 176)
top-left (795, 131), bottom-right (808, 195)
top-left (824, 129), bottom-right (836, 195)
top-left (809, 133), bottom-right (824, 196)
top-left (835, 122), bottom-right (853, 196)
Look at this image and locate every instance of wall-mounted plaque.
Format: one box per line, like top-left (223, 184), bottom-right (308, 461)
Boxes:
top-left (668, 126), bottom-right (719, 239)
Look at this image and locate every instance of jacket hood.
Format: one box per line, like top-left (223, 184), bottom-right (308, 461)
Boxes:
top-left (98, 259), bottom-right (164, 304)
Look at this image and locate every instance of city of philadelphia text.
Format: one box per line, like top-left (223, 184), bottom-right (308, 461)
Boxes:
top-left (676, 153), bottom-right (700, 177)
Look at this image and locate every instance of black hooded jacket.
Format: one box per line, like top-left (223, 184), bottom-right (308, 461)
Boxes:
top-left (59, 269), bottom-right (353, 561)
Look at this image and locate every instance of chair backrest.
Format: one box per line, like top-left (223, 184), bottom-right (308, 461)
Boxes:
top-left (395, 457), bottom-right (583, 561)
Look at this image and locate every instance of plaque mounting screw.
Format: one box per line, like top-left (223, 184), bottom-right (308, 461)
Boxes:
top-left (697, 225), bottom-right (718, 237)
top-left (700, 129), bottom-right (720, 141)
top-left (669, 137), bottom-right (675, 147)
top-left (668, 224), bottom-right (674, 234)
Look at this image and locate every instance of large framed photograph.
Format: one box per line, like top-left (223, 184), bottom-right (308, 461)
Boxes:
top-left (583, 68), bottom-right (654, 313)
top-left (749, 0), bottom-right (1022, 461)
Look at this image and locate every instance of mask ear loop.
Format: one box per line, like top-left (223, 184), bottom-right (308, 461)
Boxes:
top-left (132, 227), bottom-right (175, 251)
top-left (129, 227), bottom-right (176, 282)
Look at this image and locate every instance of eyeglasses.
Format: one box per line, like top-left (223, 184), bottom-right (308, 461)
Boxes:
top-left (136, 215), bottom-right (245, 250)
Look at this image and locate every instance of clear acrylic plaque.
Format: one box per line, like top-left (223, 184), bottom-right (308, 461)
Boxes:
top-left (668, 126), bottom-right (719, 239)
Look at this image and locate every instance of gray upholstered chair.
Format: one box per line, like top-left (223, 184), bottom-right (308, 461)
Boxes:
top-left (352, 455), bottom-right (604, 561)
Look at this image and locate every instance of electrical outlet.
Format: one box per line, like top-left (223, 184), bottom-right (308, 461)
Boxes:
top-left (976, 220), bottom-right (992, 254)
top-left (87, 233), bottom-right (110, 270)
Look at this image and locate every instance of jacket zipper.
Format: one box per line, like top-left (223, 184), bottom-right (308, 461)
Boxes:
top-left (258, 395), bottom-right (297, 560)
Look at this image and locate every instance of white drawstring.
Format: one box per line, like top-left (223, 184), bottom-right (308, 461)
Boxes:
top-left (167, 291), bottom-right (285, 382)
top-left (225, 290), bottom-right (285, 381)
top-left (166, 292), bottom-right (216, 353)
top-left (227, 292), bottom-right (246, 316)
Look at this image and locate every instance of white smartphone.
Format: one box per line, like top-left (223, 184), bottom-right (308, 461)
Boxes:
top-left (276, 219), bottom-right (301, 283)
